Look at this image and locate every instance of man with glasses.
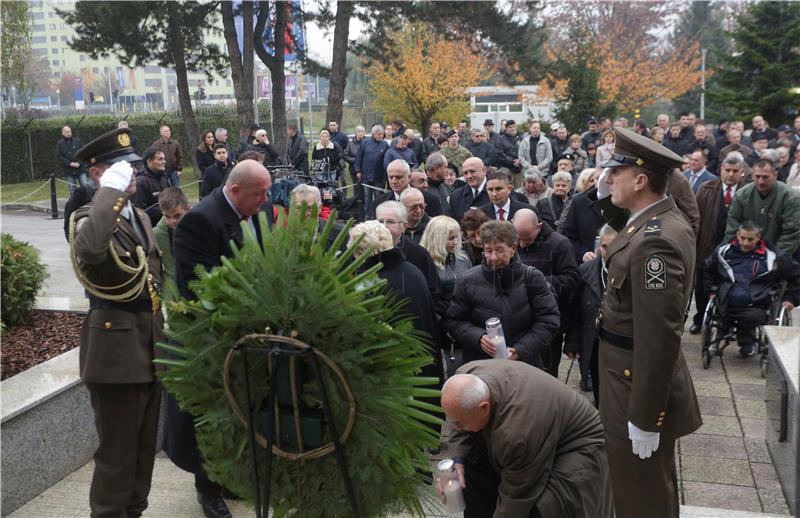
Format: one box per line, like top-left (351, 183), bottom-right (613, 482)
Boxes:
top-left (376, 200), bottom-right (440, 303)
top-left (401, 188), bottom-right (429, 243)
top-left (371, 159), bottom-right (442, 218)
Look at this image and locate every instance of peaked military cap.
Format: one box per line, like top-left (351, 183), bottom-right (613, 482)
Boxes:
top-left (601, 126), bottom-right (683, 176)
top-left (74, 128), bottom-right (142, 166)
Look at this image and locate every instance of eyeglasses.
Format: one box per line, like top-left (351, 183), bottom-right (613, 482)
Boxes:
top-left (378, 219), bottom-right (406, 225)
top-left (407, 203), bottom-right (426, 210)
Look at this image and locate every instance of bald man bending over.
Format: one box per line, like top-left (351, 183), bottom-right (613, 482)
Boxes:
top-left (439, 360), bottom-right (613, 518)
top-left (168, 159), bottom-right (275, 516)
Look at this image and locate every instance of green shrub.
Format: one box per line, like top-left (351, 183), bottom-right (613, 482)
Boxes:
top-left (1, 234), bottom-right (49, 326)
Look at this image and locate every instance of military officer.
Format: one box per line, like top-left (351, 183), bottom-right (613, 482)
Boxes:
top-left (69, 128), bottom-right (163, 518)
top-left (591, 127), bottom-right (702, 517)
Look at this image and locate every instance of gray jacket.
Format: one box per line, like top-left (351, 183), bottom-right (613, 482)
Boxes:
top-left (518, 134), bottom-right (553, 173)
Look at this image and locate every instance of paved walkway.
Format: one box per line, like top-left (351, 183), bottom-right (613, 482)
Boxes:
top-left (2, 206), bottom-right (795, 517)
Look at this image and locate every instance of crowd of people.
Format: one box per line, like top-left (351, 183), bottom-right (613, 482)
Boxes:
top-left (61, 108), bottom-right (800, 518)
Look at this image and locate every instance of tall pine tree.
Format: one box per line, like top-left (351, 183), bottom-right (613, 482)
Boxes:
top-left (708, 1), bottom-right (800, 125)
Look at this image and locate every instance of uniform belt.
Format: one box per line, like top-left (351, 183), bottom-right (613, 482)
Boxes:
top-left (90, 297), bottom-right (153, 313)
top-left (599, 327), bottom-right (634, 350)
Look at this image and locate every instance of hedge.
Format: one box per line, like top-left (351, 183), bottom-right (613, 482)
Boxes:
top-left (0, 109), bottom-right (255, 184)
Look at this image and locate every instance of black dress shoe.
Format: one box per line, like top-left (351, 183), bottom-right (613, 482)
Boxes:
top-left (197, 492), bottom-right (232, 518)
top-left (689, 323), bottom-right (701, 334)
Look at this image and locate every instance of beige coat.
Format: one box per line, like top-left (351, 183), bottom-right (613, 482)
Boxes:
top-left (441, 360), bottom-right (613, 518)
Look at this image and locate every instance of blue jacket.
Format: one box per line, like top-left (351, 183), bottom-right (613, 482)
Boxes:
top-left (704, 239), bottom-right (800, 311)
top-left (684, 168), bottom-right (716, 193)
top-left (355, 137), bottom-right (389, 183)
top-left (383, 144), bottom-right (418, 170)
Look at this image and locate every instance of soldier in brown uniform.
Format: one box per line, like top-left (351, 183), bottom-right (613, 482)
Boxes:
top-left (69, 128), bottom-right (163, 518)
top-left (593, 127), bottom-right (702, 518)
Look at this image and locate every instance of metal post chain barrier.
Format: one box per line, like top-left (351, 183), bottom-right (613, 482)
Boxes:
top-left (333, 182), bottom-right (389, 194)
top-left (49, 174), bottom-right (60, 219)
top-left (5, 180), bottom-right (52, 205)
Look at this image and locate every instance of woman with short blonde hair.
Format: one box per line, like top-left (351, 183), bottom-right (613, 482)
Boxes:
top-left (348, 220), bottom-right (394, 258)
top-left (575, 168), bottom-right (599, 193)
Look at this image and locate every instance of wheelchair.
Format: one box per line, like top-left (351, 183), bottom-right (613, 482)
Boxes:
top-left (701, 291), bottom-right (792, 377)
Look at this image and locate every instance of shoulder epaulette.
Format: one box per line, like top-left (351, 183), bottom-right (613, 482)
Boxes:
top-left (644, 218), bottom-right (662, 236)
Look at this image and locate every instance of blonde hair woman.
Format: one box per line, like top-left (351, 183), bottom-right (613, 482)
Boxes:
top-left (420, 216), bottom-right (472, 318)
top-left (555, 168), bottom-right (599, 230)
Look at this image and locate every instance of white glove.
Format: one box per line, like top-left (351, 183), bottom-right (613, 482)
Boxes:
top-left (628, 421), bottom-right (660, 460)
top-left (597, 168), bottom-right (612, 199)
top-left (99, 160), bottom-right (134, 191)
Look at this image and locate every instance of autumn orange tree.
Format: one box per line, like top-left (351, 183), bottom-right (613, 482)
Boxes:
top-left (367, 23), bottom-right (483, 135)
top-left (541, 2), bottom-right (705, 125)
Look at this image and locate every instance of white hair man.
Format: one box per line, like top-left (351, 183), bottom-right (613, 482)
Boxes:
top-left (371, 159), bottom-right (443, 218)
top-left (376, 200), bottom-right (440, 301)
top-left (438, 362), bottom-right (613, 517)
top-left (291, 183), bottom-right (345, 251)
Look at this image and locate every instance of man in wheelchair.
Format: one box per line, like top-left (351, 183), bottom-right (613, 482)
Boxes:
top-left (704, 221), bottom-right (800, 356)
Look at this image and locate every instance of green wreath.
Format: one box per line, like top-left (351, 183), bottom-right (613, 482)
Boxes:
top-left (156, 205), bottom-right (442, 517)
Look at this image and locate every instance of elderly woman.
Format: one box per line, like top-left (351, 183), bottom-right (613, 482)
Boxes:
top-left (560, 168), bottom-right (605, 262)
top-left (460, 208), bottom-right (490, 266)
top-left (349, 220), bottom-right (442, 386)
top-left (546, 171), bottom-right (574, 228)
top-left (445, 220), bottom-right (560, 368)
top-left (515, 167), bottom-right (552, 206)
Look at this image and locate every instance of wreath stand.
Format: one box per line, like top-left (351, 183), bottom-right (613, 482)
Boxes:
top-left (223, 333), bottom-right (361, 518)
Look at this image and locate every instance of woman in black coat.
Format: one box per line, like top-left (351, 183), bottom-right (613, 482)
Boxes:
top-left (311, 129), bottom-right (344, 179)
top-left (350, 221), bottom-right (442, 388)
top-left (194, 130), bottom-right (216, 174)
top-left (445, 221), bottom-right (560, 369)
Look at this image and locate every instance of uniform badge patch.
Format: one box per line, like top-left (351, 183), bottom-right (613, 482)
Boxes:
top-left (645, 255), bottom-right (666, 290)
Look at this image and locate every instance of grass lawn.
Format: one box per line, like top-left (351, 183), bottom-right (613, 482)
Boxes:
top-left (1, 168), bottom-right (200, 204)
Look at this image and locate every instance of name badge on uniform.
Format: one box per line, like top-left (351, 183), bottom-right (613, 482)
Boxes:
top-left (645, 255), bottom-right (666, 290)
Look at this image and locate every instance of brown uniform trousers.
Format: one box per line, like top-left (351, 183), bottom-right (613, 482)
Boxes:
top-left (595, 195), bottom-right (702, 518)
top-left (72, 187), bottom-right (164, 517)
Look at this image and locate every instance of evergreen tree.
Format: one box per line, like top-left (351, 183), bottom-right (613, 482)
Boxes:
top-left (670, 1), bottom-right (732, 121)
top-left (708, 1), bottom-right (800, 125)
top-left (551, 26), bottom-right (616, 132)
top-left (59, 1), bottom-right (227, 167)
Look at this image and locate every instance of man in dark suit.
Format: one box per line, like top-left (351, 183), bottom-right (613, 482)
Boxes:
top-left (170, 160), bottom-right (273, 518)
top-left (448, 157), bottom-right (490, 222)
top-left (478, 169), bottom-right (553, 227)
top-left (370, 158), bottom-right (442, 218)
top-left (69, 128), bottom-right (162, 518)
top-left (684, 150), bottom-right (716, 193)
top-left (689, 154), bottom-right (746, 334)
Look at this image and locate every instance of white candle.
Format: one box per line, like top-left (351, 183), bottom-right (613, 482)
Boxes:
top-left (443, 477), bottom-right (466, 513)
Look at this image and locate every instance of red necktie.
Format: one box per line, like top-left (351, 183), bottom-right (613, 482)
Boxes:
top-left (725, 186), bottom-right (732, 207)
top-left (497, 208), bottom-right (506, 221)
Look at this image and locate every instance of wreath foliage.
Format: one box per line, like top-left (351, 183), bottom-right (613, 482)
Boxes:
top-left (156, 205), bottom-right (442, 517)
